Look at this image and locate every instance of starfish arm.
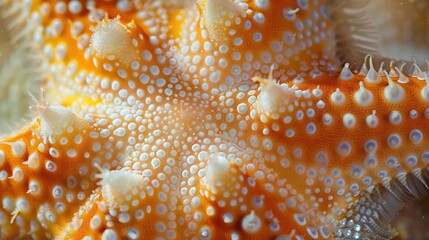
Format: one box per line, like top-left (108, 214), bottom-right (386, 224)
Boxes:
top-left (217, 64), bottom-right (429, 238)
top-left (177, 0), bottom-right (337, 92)
top-left (0, 104), bottom-right (111, 238)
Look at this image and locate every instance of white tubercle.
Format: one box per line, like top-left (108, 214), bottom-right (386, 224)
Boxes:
top-left (205, 154), bottom-right (231, 194)
top-left (241, 211), bottom-right (262, 234)
top-left (342, 113), bottom-right (356, 129)
top-left (23, 152), bottom-right (40, 170)
top-left (27, 180), bottom-right (41, 195)
top-left (9, 167), bottom-right (24, 182)
top-left (95, 166), bottom-right (145, 208)
top-left (389, 111), bottom-right (402, 125)
top-left (395, 67), bottom-right (409, 84)
top-left (330, 88), bottom-right (345, 105)
top-left (421, 73), bottom-right (429, 102)
top-left (90, 17), bottom-right (139, 64)
top-left (339, 63), bottom-right (353, 80)
top-left (354, 81), bottom-right (373, 106)
top-left (311, 85), bottom-right (322, 97)
top-left (6, 141), bottom-right (26, 158)
top-left (365, 110), bottom-right (379, 128)
top-left (365, 56), bottom-right (381, 83)
top-left (383, 70), bottom-right (404, 103)
top-left (253, 68), bottom-right (296, 119)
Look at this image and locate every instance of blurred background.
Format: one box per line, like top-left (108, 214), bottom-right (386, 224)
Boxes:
top-left (332, 0), bottom-right (429, 70)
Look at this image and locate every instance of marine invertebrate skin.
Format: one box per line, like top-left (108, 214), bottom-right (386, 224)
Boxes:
top-left (1, 0), bottom-right (429, 240)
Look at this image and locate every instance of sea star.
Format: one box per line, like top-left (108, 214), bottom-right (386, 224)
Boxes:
top-left (0, 0), bottom-right (429, 239)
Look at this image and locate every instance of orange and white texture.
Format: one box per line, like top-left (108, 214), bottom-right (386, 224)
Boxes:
top-left (0, 0), bottom-right (429, 239)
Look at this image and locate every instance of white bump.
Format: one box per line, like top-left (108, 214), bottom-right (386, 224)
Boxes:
top-left (364, 140), bottom-right (378, 153)
top-left (306, 226), bottom-right (319, 239)
top-left (337, 141), bottom-right (352, 157)
top-left (421, 73), bottom-right (429, 102)
top-left (387, 134), bottom-right (402, 149)
top-left (90, 17), bottom-right (138, 64)
top-left (410, 109), bottom-right (418, 119)
top-left (312, 85), bottom-right (322, 97)
top-left (384, 71), bottom-right (404, 103)
top-left (306, 123), bottom-right (316, 135)
top-left (316, 100), bottom-right (325, 109)
top-left (354, 82), bottom-right (373, 106)
top-left (237, 103), bottom-right (248, 114)
top-left (254, 73), bottom-right (295, 119)
top-left (322, 113), bottom-right (332, 126)
top-left (9, 167), bottom-right (24, 182)
top-left (27, 181), bottom-right (41, 195)
top-left (340, 63), bottom-right (353, 80)
top-left (342, 113), bottom-right (356, 128)
top-left (52, 185), bottom-right (63, 199)
top-left (9, 141), bottom-right (26, 158)
top-left (113, 127), bottom-right (126, 137)
top-left (410, 129), bottom-right (423, 144)
top-left (102, 229), bottom-right (118, 240)
top-left (365, 110), bottom-right (378, 128)
top-left (294, 213), bottom-right (306, 226)
top-left (389, 111), bottom-right (402, 125)
top-left (68, 0), bottom-right (82, 14)
top-left (23, 152), bottom-right (40, 170)
top-left (95, 168), bottom-right (144, 208)
top-left (241, 211), bottom-right (262, 234)
top-left (330, 88), bottom-right (345, 105)
top-left (205, 154), bottom-right (230, 194)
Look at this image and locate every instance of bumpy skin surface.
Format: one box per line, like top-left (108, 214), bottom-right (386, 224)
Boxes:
top-left (1, 0), bottom-right (429, 240)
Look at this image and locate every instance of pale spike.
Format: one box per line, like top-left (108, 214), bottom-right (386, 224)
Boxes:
top-left (426, 59), bottom-right (429, 75)
top-left (365, 56), bottom-right (381, 83)
top-left (286, 8), bottom-right (300, 16)
top-left (339, 63), bottom-right (353, 80)
top-left (411, 168), bottom-right (429, 190)
top-left (354, 81), bottom-right (373, 106)
top-left (383, 70), bottom-right (404, 103)
top-left (395, 172), bottom-right (415, 196)
top-left (377, 62), bottom-right (385, 76)
top-left (411, 59), bottom-right (425, 80)
top-left (359, 54), bottom-right (371, 76)
top-left (389, 61), bottom-right (398, 77)
top-left (394, 67), bottom-right (409, 84)
top-left (399, 62), bottom-right (406, 72)
top-left (381, 178), bottom-right (400, 200)
top-left (10, 208), bottom-right (20, 224)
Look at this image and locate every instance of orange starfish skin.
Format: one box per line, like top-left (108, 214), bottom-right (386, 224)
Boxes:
top-left (1, 0), bottom-right (429, 240)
